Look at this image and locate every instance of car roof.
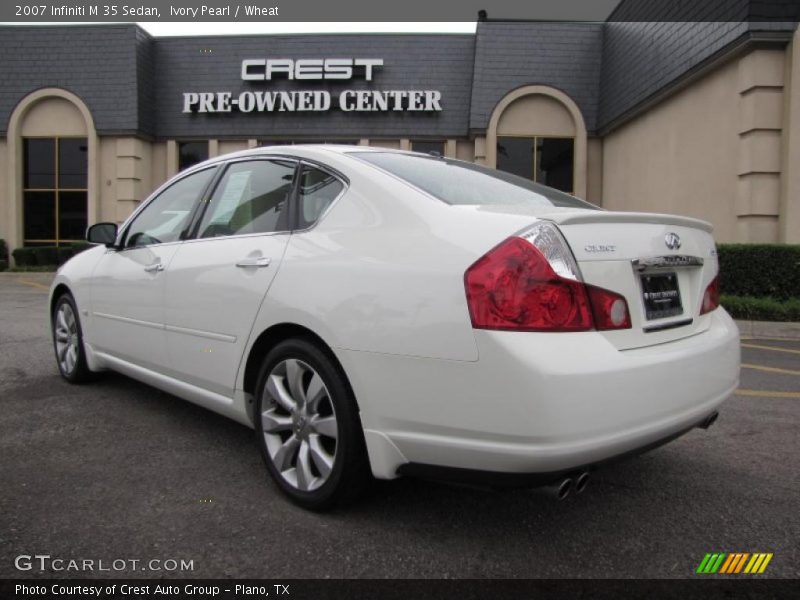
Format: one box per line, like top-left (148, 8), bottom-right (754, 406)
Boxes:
top-left (191, 144), bottom-right (382, 168)
top-left (177, 144), bottom-right (450, 188)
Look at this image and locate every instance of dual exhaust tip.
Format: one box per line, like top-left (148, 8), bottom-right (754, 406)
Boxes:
top-left (542, 411), bottom-right (720, 500)
top-left (544, 470), bottom-right (590, 500)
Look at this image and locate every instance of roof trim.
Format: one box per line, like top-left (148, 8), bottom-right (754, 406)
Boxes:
top-left (598, 30), bottom-right (794, 136)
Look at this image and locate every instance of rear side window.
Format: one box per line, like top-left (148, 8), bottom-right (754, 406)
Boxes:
top-left (198, 160), bottom-right (295, 238)
top-left (352, 152), bottom-right (597, 210)
top-left (297, 166), bottom-right (344, 229)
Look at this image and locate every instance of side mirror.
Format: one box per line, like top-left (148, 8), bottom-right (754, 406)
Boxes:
top-left (86, 222), bottom-right (118, 247)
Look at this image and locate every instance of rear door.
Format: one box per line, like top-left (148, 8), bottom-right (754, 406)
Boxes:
top-left (162, 158), bottom-right (297, 396)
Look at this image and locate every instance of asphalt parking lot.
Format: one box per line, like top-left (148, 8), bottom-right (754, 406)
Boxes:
top-left (1, 273), bottom-right (798, 579)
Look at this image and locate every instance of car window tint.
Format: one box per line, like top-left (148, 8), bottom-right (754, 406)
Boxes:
top-left (125, 167), bottom-right (215, 248)
top-left (298, 166), bottom-right (344, 228)
top-left (352, 152), bottom-right (598, 210)
top-left (199, 160), bottom-right (295, 238)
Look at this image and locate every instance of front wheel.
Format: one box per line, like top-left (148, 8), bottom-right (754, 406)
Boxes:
top-left (254, 338), bottom-right (370, 510)
top-left (52, 293), bottom-right (93, 383)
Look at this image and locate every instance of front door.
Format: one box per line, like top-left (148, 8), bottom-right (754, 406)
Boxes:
top-left (89, 166), bottom-right (217, 372)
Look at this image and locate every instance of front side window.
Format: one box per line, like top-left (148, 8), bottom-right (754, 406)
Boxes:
top-left (198, 160), bottom-right (295, 238)
top-left (496, 136), bottom-right (575, 193)
top-left (297, 166), bottom-right (345, 229)
top-left (22, 137), bottom-right (87, 246)
top-left (124, 168), bottom-right (215, 248)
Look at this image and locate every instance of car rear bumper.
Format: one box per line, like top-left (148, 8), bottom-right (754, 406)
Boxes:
top-left (349, 308), bottom-right (740, 479)
top-left (395, 409), bottom-right (719, 488)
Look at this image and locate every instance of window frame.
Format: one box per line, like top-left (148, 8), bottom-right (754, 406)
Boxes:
top-left (21, 135), bottom-right (88, 246)
top-left (184, 155), bottom-right (348, 241)
top-left (114, 153), bottom-right (349, 249)
top-left (117, 165), bottom-right (219, 251)
top-left (496, 134), bottom-right (576, 194)
top-left (189, 157), bottom-right (301, 241)
top-left (292, 161), bottom-right (349, 233)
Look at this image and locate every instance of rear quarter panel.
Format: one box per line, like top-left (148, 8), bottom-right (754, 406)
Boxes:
top-left (248, 168), bottom-right (481, 363)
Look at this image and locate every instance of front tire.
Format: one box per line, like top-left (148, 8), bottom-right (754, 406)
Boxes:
top-left (254, 338), bottom-right (370, 510)
top-left (52, 293), bottom-right (93, 383)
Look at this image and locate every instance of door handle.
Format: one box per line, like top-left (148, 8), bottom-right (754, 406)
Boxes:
top-left (236, 256), bottom-right (272, 268)
top-left (144, 262), bottom-right (164, 273)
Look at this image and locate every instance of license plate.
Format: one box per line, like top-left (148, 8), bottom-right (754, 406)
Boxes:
top-left (640, 272), bottom-right (683, 320)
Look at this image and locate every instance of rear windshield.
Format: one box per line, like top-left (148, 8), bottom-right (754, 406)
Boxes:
top-left (352, 152), bottom-right (598, 210)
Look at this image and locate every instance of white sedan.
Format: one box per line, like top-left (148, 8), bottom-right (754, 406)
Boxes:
top-left (49, 145), bottom-right (740, 509)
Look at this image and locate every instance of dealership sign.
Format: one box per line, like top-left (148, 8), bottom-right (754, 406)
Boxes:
top-left (182, 58), bottom-right (442, 114)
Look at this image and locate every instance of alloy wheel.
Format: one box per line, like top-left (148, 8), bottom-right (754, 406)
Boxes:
top-left (55, 302), bottom-right (79, 376)
top-left (261, 358), bottom-right (338, 492)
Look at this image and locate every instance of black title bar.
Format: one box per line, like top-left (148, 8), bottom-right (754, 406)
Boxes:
top-left (3, 579), bottom-right (800, 600)
top-left (1, 0), bottom-right (799, 23)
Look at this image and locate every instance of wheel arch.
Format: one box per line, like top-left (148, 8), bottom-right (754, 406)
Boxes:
top-left (242, 323), bottom-right (357, 422)
top-left (50, 283), bottom-right (72, 320)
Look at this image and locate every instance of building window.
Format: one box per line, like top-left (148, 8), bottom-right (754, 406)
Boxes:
top-left (22, 137), bottom-right (87, 246)
top-left (411, 140), bottom-right (445, 156)
top-left (178, 141), bottom-right (209, 171)
top-left (496, 136), bottom-right (574, 193)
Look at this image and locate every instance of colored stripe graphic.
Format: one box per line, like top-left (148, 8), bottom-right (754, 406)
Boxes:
top-left (734, 553), bottom-right (750, 573)
top-left (700, 553), bottom-right (774, 574)
top-left (719, 554), bottom-right (736, 574)
top-left (712, 553), bottom-right (726, 573)
top-left (744, 554), bottom-right (761, 573)
top-left (759, 554), bottom-right (773, 573)
top-left (697, 554), bottom-right (713, 573)
top-left (701, 553), bottom-right (726, 574)
top-left (719, 553), bottom-right (735, 574)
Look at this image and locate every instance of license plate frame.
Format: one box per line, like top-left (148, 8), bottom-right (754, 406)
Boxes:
top-left (640, 272), bottom-right (683, 320)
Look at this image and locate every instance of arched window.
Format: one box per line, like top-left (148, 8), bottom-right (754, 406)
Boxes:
top-left (8, 89), bottom-right (98, 252)
top-left (496, 136), bottom-right (574, 193)
top-left (487, 85), bottom-right (587, 199)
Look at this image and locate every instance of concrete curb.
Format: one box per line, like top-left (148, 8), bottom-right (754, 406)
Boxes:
top-left (736, 319), bottom-right (800, 340)
top-left (0, 271), bottom-right (55, 281)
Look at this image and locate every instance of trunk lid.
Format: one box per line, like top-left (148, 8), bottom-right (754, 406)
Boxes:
top-left (549, 210), bottom-right (718, 350)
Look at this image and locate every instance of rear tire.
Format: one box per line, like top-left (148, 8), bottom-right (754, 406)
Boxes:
top-left (52, 293), bottom-right (93, 383)
top-left (254, 338), bottom-right (370, 510)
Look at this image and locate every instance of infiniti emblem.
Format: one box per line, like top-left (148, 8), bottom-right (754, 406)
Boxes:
top-left (664, 232), bottom-right (681, 250)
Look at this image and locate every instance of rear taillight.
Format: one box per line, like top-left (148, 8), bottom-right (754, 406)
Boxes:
top-left (586, 285), bottom-right (632, 330)
top-left (464, 222), bottom-right (631, 332)
top-left (700, 275), bottom-right (720, 315)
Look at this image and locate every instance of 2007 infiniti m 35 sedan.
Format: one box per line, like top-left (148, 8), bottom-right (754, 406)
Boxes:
top-left (49, 145), bottom-right (740, 509)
